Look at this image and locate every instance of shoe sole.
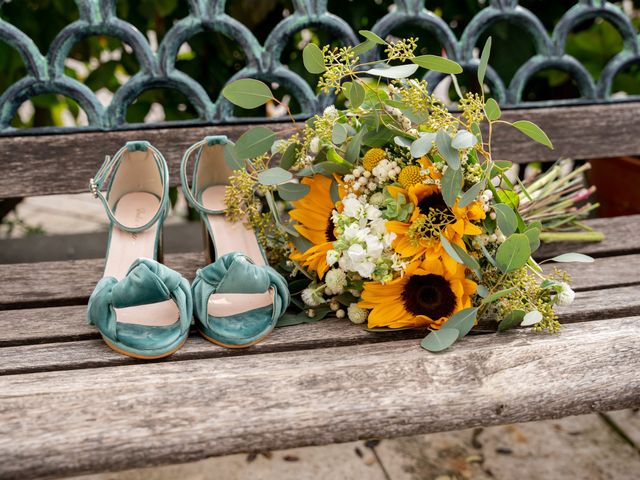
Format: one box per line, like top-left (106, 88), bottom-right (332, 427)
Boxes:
top-left (197, 327), bottom-right (273, 349)
top-left (102, 335), bottom-right (187, 360)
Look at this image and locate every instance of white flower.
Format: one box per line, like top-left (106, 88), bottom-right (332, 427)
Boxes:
top-left (342, 196), bottom-right (363, 218)
top-left (370, 217), bottom-right (387, 236)
top-left (346, 243), bottom-right (366, 263)
top-left (271, 139), bottom-right (286, 154)
top-left (365, 236), bottom-right (384, 259)
top-left (555, 282), bottom-right (575, 306)
top-left (329, 299), bottom-right (340, 311)
top-left (326, 249), bottom-right (339, 266)
top-left (325, 268), bottom-right (347, 294)
top-left (355, 261), bottom-right (376, 278)
top-left (309, 136), bottom-right (321, 154)
top-left (301, 287), bottom-right (324, 307)
top-left (347, 303), bottom-right (368, 324)
top-left (336, 309), bottom-right (346, 319)
top-left (323, 105), bottom-right (338, 119)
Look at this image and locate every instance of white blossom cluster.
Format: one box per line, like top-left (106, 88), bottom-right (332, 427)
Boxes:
top-left (326, 194), bottom-right (405, 282)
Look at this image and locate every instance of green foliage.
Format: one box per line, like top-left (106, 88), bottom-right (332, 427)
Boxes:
top-left (496, 234), bottom-right (531, 273)
top-left (222, 79), bottom-right (274, 109)
top-left (421, 328), bottom-right (459, 352)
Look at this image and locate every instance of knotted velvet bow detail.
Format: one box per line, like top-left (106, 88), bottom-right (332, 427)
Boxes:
top-left (191, 252), bottom-right (289, 323)
top-left (87, 258), bottom-right (192, 341)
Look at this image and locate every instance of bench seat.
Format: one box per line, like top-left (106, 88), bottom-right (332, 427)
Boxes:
top-left (0, 214), bottom-right (639, 479)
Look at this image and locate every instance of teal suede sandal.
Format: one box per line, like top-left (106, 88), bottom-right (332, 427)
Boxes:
top-left (181, 136), bottom-right (289, 348)
top-left (87, 141), bottom-right (192, 359)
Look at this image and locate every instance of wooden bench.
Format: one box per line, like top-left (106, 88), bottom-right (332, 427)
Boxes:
top-left (0, 103), bottom-right (639, 479)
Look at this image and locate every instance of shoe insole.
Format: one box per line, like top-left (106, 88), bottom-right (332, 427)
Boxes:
top-left (201, 186), bottom-right (273, 316)
top-left (105, 192), bottom-right (179, 327)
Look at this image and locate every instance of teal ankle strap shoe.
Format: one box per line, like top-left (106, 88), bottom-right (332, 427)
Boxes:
top-left (87, 141), bottom-right (193, 359)
top-left (181, 136), bottom-right (290, 348)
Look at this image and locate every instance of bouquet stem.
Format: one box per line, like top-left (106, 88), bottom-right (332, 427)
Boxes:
top-left (539, 231), bottom-right (605, 243)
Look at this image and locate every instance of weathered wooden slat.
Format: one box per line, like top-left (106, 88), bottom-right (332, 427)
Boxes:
top-left (536, 214), bottom-right (640, 259)
top-left (0, 316), bottom-right (638, 479)
top-left (1, 103), bottom-right (639, 199)
top-left (0, 283), bottom-right (638, 375)
top-left (1, 281), bottom-right (638, 366)
top-left (0, 250), bottom-right (637, 310)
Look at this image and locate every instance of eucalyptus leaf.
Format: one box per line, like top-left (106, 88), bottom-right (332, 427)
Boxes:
top-left (348, 80), bottom-right (365, 108)
top-left (548, 253), bottom-right (595, 263)
top-left (476, 284), bottom-right (489, 298)
top-left (329, 179), bottom-right (340, 204)
top-left (471, 122), bottom-right (483, 144)
top-left (332, 123), bottom-right (348, 144)
top-left (524, 227), bottom-right (541, 253)
top-left (410, 132), bottom-right (436, 158)
top-left (442, 307), bottom-right (478, 338)
top-left (276, 306), bottom-right (332, 327)
top-left (451, 243), bottom-right (481, 274)
top-left (478, 36), bottom-right (492, 87)
top-left (359, 30), bottom-right (386, 44)
top-left (223, 142), bottom-right (243, 170)
top-left (494, 203), bottom-right (518, 236)
top-left (511, 120), bottom-right (554, 149)
top-left (277, 182), bottom-right (310, 201)
top-left (440, 234), bottom-right (463, 264)
top-left (302, 43), bottom-right (326, 74)
top-left (345, 128), bottom-right (365, 163)
top-left (459, 180), bottom-right (486, 208)
top-left (485, 98), bottom-right (501, 121)
top-left (258, 167), bottom-right (293, 186)
top-left (394, 136), bottom-right (413, 148)
top-left (441, 166), bottom-right (463, 207)
top-left (293, 234), bottom-right (313, 254)
top-left (498, 309), bottom-right (525, 332)
top-left (222, 79), bottom-right (273, 109)
top-left (352, 40), bottom-right (376, 56)
top-left (496, 233), bottom-right (531, 273)
top-left (482, 286), bottom-right (517, 305)
top-left (480, 242), bottom-right (497, 267)
top-left (451, 130), bottom-right (478, 149)
top-left (521, 310), bottom-right (543, 327)
top-left (412, 55), bottom-right (463, 74)
top-left (420, 328), bottom-right (459, 352)
top-left (235, 127), bottom-right (277, 160)
top-left (436, 130), bottom-right (460, 170)
top-left (280, 142), bottom-right (299, 170)
top-left (365, 64), bottom-right (419, 79)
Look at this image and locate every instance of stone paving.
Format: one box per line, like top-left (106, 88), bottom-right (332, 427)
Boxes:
top-left (73, 412), bottom-right (639, 480)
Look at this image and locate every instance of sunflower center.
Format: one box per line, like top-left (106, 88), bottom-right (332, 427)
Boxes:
top-left (325, 216), bottom-right (336, 242)
top-left (401, 274), bottom-right (457, 319)
top-left (417, 192), bottom-right (450, 226)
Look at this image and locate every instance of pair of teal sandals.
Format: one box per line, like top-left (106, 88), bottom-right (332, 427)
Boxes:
top-left (87, 137), bottom-right (290, 359)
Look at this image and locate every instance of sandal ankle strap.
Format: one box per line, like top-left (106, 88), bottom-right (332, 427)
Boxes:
top-left (90, 141), bottom-right (169, 233)
top-left (180, 136), bottom-right (229, 216)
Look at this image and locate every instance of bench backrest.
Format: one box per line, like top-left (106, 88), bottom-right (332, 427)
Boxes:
top-left (0, 0), bottom-right (639, 200)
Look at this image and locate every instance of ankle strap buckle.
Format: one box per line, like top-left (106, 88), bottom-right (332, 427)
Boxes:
top-left (89, 178), bottom-right (99, 197)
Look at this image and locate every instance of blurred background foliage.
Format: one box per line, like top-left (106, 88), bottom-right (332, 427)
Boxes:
top-left (0, 0), bottom-right (639, 129)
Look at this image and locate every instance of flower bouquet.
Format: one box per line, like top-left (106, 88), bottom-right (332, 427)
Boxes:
top-left (219, 34), bottom-right (599, 352)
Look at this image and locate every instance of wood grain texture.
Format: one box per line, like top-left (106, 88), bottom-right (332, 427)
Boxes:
top-left (1, 102), bottom-right (639, 199)
top-left (1, 282), bottom-right (639, 371)
top-left (0, 316), bottom-right (638, 479)
top-left (536, 214), bottom-right (640, 259)
top-left (1, 250), bottom-right (637, 310)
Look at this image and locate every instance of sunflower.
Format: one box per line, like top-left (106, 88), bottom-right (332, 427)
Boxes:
top-left (289, 174), bottom-right (341, 278)
top-left (359, 256), bottom-right (477, 329)
top-left (385, 170), bottom-right (485, 273)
